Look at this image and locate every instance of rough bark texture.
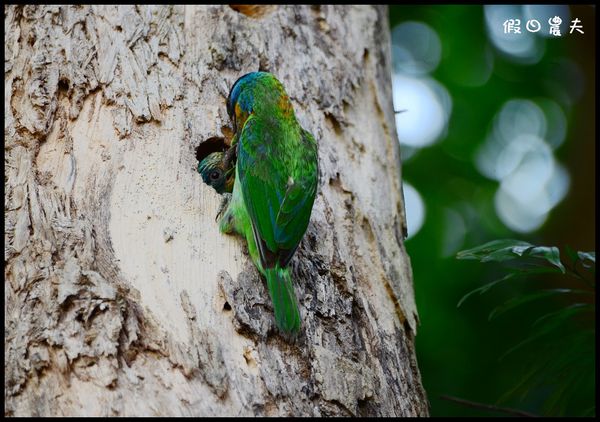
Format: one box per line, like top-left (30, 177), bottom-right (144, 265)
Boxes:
top-left (4, 5), bottom-right (428, 416)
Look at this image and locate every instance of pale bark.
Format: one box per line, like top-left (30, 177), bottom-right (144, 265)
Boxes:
top-left (4, 5), bottom-right (428, 416)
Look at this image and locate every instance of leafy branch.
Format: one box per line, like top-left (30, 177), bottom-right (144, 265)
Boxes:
top-left (455, 239), bottom-right (595, 417)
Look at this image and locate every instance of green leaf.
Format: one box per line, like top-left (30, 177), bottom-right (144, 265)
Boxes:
top-left (457, 240), bottom-right (595, 416)
top-left (456, 266), bottom-right (564, 308)
top-left (577, 251), bottom-right (595, 268)
top-left (577, 251), bottom-right (595, 263)
top-left (497, 360), bottom-right (548, 404)
top-left (456, 239), bottom-right (532, 262)
top-left (526, 246), bottom-right (565, 273)
top-left (500, 304), bottom-right (592, 361)
top-left (532, 303), bottom-right (594, 328)
top-left (544, 369), bottom-right (579, 415)
top-left (487, 289), bottom-right (592, 321)
top-left (456, 272), bottom-right (517, 308)
top-left (457, 239), bottom-right (565, 273)
top-left (498, 327), bottom-right (595, 416)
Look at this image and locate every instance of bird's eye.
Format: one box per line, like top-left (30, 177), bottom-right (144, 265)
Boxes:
top-left (210, 170), bottom-right (221, 180)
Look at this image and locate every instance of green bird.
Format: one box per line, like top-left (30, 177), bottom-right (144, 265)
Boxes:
top-left (218, 71), bottom-right (319, 334)
top-left (198, 150), bottom-right (236, 194)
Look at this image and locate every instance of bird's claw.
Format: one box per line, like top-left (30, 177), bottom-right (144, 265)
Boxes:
top-left (216, 193), bottom-right (232, 222)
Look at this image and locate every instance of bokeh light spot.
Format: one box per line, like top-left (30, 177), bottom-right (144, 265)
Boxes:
top-left (391, 21), bottom-right (442, 75)
top-left (403, 182), bottom-right (425, 239)
top-left (494, 159), bottom-right (569, 234)
top-left (477, 99), bottom-right (550, 180)
top-left (495, 99), bottom-right (547, 147)
top-left (499, 135), bottom-right (555, 204)
top-left (494, 187), bottom-right (548, 233)
top-left (393, 74), bottom-right (452, 148)
top-left (476, 98), bottom-right (570, 233)
top-left (484, 5), bottom-right (545, 64)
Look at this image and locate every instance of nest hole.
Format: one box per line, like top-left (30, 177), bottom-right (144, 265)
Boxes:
top-left (196, 136), bottom-right (228, 164)
top-left (58, 78), bottom-right (70, 93)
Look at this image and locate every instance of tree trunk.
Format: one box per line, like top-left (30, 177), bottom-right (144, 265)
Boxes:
top-left (4, 5), bottom-right (428, 416)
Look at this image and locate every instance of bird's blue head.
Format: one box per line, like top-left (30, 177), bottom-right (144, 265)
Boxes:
top-left (226, 72), bottom-right (262, 117)
top-left (226, 72), bottom-right (290, 131)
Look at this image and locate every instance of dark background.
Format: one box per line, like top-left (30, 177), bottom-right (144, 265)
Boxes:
top-left (389, 5), bottom-right (595, 416)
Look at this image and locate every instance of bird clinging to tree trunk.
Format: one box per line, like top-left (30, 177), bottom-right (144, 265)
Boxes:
top-left (198, 71), bottom-right (318, 335)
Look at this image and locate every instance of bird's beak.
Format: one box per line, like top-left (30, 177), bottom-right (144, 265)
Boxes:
top-left (224, 167), bottom-right (235, 191)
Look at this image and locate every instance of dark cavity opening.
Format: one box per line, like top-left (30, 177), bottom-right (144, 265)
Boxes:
top-left (196, 136), bottom-right (228, 164)
top-left (58, 79), bottom-right (70, 93)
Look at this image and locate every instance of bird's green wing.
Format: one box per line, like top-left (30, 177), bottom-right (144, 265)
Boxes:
top-left (237, 118), bottom-right (318, 268)
top-left (272, 129), bottom-right (318, 265)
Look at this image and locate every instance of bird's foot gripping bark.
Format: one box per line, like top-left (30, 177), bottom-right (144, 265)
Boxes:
top-left (216, 193), bottom-right (231, 222)
top-left (218, 193), bottom-right (236, 234)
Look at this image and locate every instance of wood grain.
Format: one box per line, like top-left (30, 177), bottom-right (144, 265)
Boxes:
top-left (4, 5), bottom-right (426, 416)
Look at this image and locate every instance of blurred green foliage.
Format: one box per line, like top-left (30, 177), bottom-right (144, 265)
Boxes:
top-left (457, 240), bottom-right (595, 416)
top-left (388, 5), bottom-right (595, 417)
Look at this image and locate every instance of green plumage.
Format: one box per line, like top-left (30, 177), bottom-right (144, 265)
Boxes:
top-left (219, 72), bottom-right (318, 334)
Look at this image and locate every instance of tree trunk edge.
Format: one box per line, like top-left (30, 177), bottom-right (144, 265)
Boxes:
top-left (4, 5), bottom-right (428, 416)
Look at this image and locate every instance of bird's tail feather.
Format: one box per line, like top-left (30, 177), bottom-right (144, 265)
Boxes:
top-left (265, 267), bottom-right (301, 334)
